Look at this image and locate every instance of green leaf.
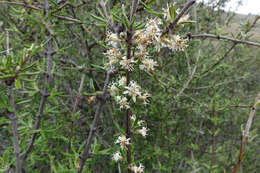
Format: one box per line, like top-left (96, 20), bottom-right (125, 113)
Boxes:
top-left (89, 78), bottom-right (95, 91)
top-left (178, 20), bottom-right (196, 25)
top-left (14, 79), bottom-right (22, 89)
top-left (98, 148), bottom-right (111, 155)
top-left (122, 5), bottom-right (130, 29)
top-left (0, 74), bottom-right (14, 80)
top-left (20, 61), bottom-right (38, 73)
top-left (90, 14), bottom-right (107, 23)
top-left (169, 5), bottom-right (177, 21)
top-left (91, 64), bottom-right (104, 71)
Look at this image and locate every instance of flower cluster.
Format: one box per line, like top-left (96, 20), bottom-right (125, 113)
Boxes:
top-left (162, 3), bottom-right (190, 25)
top-left (105, 3), bottom-right (191, 172)
top-left (109, 78), bottom-right (150, 107)
top-left (130, 163), bottom-right (145, 173)
top-left (112, 151), bottom-right (123, 162)
top-left (131, 114), bottom-right (149, 137)
top-left (115, 135), bottom-right (131, 150)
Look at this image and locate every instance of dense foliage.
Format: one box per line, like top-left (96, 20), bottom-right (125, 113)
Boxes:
top-left (0, 0), bottom-right (259, 173)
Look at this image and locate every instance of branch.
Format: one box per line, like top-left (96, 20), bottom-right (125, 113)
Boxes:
top-left (232, 94), bottom-right (260, 173)
top-left (130, 0), bottom-right (139, 22)
top-left (99, 0), bottom-right (118, 33)
top-left (21, 0), bottom-right (53, 167)
top-left (8, 85), bottom-right (21, 173)
top-left (78, 68), bottom-right (116, 173)
top-left (55, 15), bottom-right (82, 23)
top-left (187, 77), bottom-right (245, 90)
top-left (67, 74), bottom-right (86, 153)
top-left (0, 1), bottom-right (41, 10)
top-left (188, 33), bottom-right (260, 47)
top-left (175, 47), bottom-right (200, 98)
top-left (200, 43), bottom-right (236, 76)
top-left (210, 88), bottom-right (216, 173)
top-left (162, 0), bottom-right (196, 35)
top-left (198, 15), bottom-right (260, 77)
top-left (5, 30), bottom-right (22, 173)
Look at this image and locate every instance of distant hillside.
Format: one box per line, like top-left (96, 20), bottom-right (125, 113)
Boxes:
top-left (222, 13), bottom-right (260, 41)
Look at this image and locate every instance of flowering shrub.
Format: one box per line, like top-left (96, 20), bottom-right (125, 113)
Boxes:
top-left (104, 2), bottom-right (191, 172)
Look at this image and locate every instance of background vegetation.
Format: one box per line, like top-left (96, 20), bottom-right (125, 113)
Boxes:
top-left (0, 0), bottom-right (259, 172)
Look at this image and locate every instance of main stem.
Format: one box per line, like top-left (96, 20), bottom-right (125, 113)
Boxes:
top-left (8, 85), bottom-right (21, 173)
top-left (126, 29), bottom-right (132, 172)
top-left (6, 29), bottom-right (21, 173)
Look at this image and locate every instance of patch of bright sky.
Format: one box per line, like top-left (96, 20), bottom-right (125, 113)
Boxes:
top-left (197, 0), bottom-right (260, 15)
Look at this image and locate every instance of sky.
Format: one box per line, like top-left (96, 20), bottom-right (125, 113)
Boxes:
top-left (198, 0), bottom-right (260, 15)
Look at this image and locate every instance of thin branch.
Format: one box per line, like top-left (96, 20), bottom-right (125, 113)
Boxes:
top-left (8, 86), bottom-right (21, 173)
top-left (187, 77), bottom-right (245, 90)
top-left (130, 0), bottom-right (139, 22)
top-left (67, 74), bottom-right (86, 153)
top-left (6, 30), bottom-right (21, 173)
top-left (55, 15), bottom-right (82, 23)
top-left (210, 88), bottom-right (216, 173)
top-left (232, 94), bottom-right (260, 173)
top-left (162, 0), bottom-right (196, 35)
top-left (78, 68), bottom-right (116, 173)
top-left (200, 43), bottom-right (236, 76)
top-left (198, 15), bottom-right (260, 77)
top-left (0, 1), bottom-right (41, 10)
top-left (21, 0), bottom-right (53, 166)
top-left (5, 29), bottom-right (9, 58)
top-left (188, 33), bottom-right (260, 47)
top-left (99, 0), bottom-right (118, 33)
top-left (175, 48), bottom-right (200, 98)
top-left (125, 1), bottom-right (138, 171)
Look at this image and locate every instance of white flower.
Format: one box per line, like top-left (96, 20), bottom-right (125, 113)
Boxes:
top-left (120, 56), bottom-right (135, 71)
top-left (136, 127), bottom-right (149, 137)
top-left (139, 58), bottom-right (158, 72)
top-left (106, 31), bottom-right (120, 47)
top-left (115, 96), bottom-right (130, 109)
top-left (138, 92), bottom-right (150, 104)
top-left (112, 151), bottom-right (122, 162)
top-left (118, 76), bottom-right (127, 86)
top-left (104, 48), bottom-right (121, 67)
top-left (145, 18), bottom-right (161, 41)
top-left (115, 135), bottom-right (131, 150)
top-left (130, 163), bottom-right (144, 173)
top-left (162, 3), bottom-right (177, 22)
top-left (134, 45), bottom-right (148, 60)
top-left (130, 114), bottom-right (136, 121)
top-left (123, 81), bottom-right (142, 102)
top-left (178, 14), bottom-right (190, 25)
top-left (109, 83), bottom-right (119, 96)
top-left (137, 120), bottom-right (145, 126)
top-left (173, 35), bottom-right (188, 51)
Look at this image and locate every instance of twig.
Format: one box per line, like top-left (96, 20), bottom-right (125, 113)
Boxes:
top-left (175, 47), bottom-right (200, 98)
top-left (187, 77), bottom-right (245, 90)
top-left (5, 30), bottom-right (22, 173)
top-left (67, 74), bottom-right (86, 153)
top-left (200, 44), bottom-right (236, 76)
top-left (198, 15), bottom-right (260, 77)
top-left (55, 15), bottom-right (82, 23)
top-left (125, 1), bottom-right (138, 171)
top-left (210, 88), bottom-right (216, 173)
top-left (78, 68), bottom-right (115, 173)
top-left (8, 86), bottom-right (21, 173)
top-left (162, 0), bottom-right (196, 35)
top-left (188, 33), bottom-right (260, 47)
top-left (232, 94), bottom-right (260, 173)
top-left (130, 0), bottom-right (139, 22)
top-left (21, 0), bottom-right (53, 167)
top-left (0, 1), bottom-right (41, 10)
top-left (99, 0), bottom-right (118, 33)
